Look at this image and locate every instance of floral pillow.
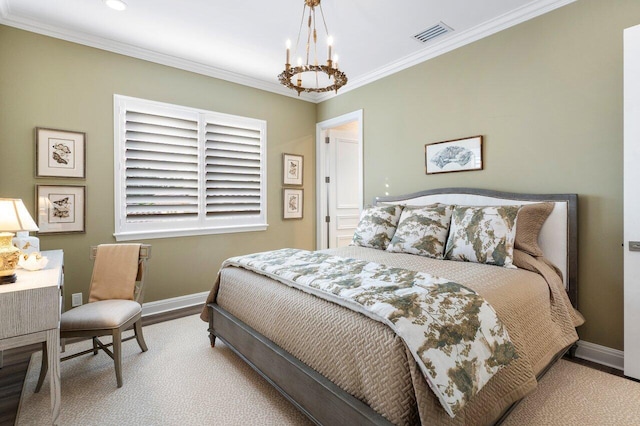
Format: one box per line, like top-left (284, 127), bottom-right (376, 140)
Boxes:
top-left (386, 204), bottom-right (454, 259)
top-left (444, 205), bottom-right (521, 268)
top-left (351, 205), bottom-right (403, 250)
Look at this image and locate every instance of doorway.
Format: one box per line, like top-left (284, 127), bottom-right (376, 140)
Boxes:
top-left (316, 110), bottom-right (363, 250)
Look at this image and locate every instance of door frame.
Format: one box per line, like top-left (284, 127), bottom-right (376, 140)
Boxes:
top-left (624, 23), bottom-right (640, 379)
top-left (315, 110), bottom-right (363, 250)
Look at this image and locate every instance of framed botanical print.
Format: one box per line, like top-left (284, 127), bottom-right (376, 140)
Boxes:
top-left (283, 188), bottom-right (303, 220)
top-left (36, 127), bottom-right (86, 178)
top-left (425, 135), bottom-right (483, 175)
top-left (283, 153), bottom-right (303, 186)
top-left (36, 185), bottom-right (86, 234)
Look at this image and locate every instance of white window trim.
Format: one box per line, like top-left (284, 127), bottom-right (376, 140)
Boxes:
top-left (113, 95), bottom-right (268, 241)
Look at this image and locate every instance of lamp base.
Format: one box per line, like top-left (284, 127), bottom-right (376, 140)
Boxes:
top-left (0, 232), bottom-right (20, 283)
top-left (0, 274), bottom-right (17, 284)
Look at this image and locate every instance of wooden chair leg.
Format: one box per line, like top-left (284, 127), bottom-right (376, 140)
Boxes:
top-left (0, 350), bottom-right (3, 369)
top-left (92, 337), bottom-right (99, 355)
top-left (35, 342), bottom-right (48, 393)
top-left (133, 320), bottom-right (148, 352)
top-left (113, 328), bottom-right (123, 388)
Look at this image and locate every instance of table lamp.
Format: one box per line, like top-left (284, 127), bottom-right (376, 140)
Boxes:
top-left (0, 198), bottom-right (39, 284)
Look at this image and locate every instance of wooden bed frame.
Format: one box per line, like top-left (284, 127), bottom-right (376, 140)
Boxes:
top-left (207, 188), bottom-right (578, 426)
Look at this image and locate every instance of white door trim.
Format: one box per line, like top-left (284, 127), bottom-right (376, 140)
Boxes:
top-left (624, 23), bottom-right (640, 379)
top-left (316, 110), bottom-right (364, 250)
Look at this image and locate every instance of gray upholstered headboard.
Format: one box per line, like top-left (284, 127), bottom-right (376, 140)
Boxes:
top-left (374, 188), bottom-right (578, 308)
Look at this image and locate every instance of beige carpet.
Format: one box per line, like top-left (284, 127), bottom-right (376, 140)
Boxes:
top-left (18, 315), bottom-right (311, 426)
top-left (18, 315), bottom-right (640, 425)
top-left (503, 359), bottom-right (640, 425)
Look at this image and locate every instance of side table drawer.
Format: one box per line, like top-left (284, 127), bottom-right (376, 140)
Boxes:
top-left (0, 286), bottom-right (60, 339)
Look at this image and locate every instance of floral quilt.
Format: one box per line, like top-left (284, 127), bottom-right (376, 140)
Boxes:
top-left (223, 248), bottom-right (517, 417)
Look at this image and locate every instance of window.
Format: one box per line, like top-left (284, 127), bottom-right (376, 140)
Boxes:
top-left (113, 95), bottom-right (267, 241)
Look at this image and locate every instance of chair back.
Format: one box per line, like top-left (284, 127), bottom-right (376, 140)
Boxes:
top-left (88, 244), bottom-right (151, 304)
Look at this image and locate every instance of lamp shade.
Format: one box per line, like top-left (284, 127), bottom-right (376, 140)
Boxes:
top-left (0, 199), bottom-right (39, 232)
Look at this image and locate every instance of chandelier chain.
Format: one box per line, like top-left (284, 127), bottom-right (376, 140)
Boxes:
top-left (318, 4), bottom-right (329, 35)
top-left (305, 10), bottom-right (312, 65)
top-left (294, 4), bottom-right (307, 58)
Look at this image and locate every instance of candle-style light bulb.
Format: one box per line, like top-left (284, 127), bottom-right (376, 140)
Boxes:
top-left (327, 36), bottom-right (333, 61)
top-left (285, 39), bottom-right (291, 65)
top-left (297, 57), bottom-right (303, 87)
top-left (333, 54), bottom-right (339, 69)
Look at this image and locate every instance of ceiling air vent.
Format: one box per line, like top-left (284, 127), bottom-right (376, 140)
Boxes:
top-left (413, 22), bottom-right (453, 44)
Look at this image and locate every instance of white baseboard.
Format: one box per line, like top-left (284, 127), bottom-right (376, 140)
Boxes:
top-left (575, 340), bottom-right (624, 371)
top-left (141, 291), bottom-right (209, 317)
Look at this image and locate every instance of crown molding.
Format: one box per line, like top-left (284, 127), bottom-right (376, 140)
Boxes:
top-left (1, 0), bottom-right (575, 104)
top-left (0, 3), bottom-right (317, 103)
top-left (314, 0), bottom-right (577, 102)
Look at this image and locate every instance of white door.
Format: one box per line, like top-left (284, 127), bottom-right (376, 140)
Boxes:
top-left (316, 110), bottom-right (363, 250)
top-left (624, 23), bottom-right (640, 380)
top-left (327, 130), bottom-right (360, 248)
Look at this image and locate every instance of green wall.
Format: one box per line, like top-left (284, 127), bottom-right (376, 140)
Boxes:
top-left (318, 0), bottom-right (640, 350)
top-left (1, 0), bottom-right (636, 351)
top-left (0, 26), bottom-right (317, 307)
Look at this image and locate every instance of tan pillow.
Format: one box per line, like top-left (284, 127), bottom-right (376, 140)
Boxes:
top-left (514, 202), bottom-right (554, 257)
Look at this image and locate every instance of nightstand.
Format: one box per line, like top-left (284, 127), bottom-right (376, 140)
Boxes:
top-left (0, 250), bottom-right (63, 425)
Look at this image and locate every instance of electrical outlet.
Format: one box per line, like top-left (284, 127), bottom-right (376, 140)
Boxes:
top-left (71, 293), bottom-right (83, 307)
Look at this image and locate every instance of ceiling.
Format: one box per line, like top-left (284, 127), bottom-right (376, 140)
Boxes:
top-left (0, 0), bottom-right (574, 103)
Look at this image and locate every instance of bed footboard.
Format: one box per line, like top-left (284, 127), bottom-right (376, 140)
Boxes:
top-left (207, 303), bottom-right (393, 426)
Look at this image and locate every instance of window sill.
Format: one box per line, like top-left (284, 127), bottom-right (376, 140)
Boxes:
top-left (114, 223), bottom-right (269, 241)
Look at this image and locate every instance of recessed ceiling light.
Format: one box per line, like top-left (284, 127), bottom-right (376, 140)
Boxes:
top-left (103, 0), bottom-right (127, 11)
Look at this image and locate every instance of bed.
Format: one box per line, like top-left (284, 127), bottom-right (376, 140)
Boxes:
top-left (201, 187), bottom-right (583, 425)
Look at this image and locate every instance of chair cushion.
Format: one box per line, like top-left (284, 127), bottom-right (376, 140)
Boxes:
top-left (61, 300), bottom-right (141, 332)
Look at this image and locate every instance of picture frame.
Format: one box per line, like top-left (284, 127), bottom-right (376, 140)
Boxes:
top-left (36, 127), bottom-right (86, 178)
top-left (36, 185), bottom-right (86, 234)
top-left (425, 135), bottom-right (483, 174)
top-left (283, 153), bottom-right (303, 186)
top-left (283, 188), bottom-right (303, 220)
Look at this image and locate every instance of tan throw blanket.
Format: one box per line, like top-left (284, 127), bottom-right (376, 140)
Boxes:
top-left (89, 243), bottom-right (141, 302)
top-left (221, 248), bottom-right (517, 417)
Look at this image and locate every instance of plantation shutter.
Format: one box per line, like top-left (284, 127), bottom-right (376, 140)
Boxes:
top-left (205, 122), bottom-right (263, 218)
top-left (114, 95), bottom-right (267, 241)
top-left (124, 110), bottom-right (199, 222)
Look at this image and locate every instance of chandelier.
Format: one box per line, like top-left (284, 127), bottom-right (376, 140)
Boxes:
top-left (278, 0), bottom-right (347, 96)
